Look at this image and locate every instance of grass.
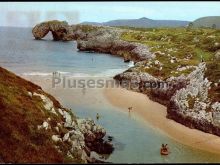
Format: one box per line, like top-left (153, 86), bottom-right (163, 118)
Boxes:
top-left (187, 95), bottom-right (196, 109)
top-left (119, 26), bottom-right (220, 102)
top-left (205, 61), bottom-right (220, 103)
top-left (0, 67), bottom-right (80, 163)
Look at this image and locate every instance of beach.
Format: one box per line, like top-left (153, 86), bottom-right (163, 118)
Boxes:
top-left (104, 86), bottom-right (220, 155)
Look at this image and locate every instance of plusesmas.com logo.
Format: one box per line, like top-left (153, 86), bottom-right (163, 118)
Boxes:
top-left (51, 74), bottom-right (172, 90)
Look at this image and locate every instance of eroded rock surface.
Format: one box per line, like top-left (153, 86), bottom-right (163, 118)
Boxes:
top-left (32, 20), bottom-right (74, 41)
top-left (77, 27), bottom-right (155, 63)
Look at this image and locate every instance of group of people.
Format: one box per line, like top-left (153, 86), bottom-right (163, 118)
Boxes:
top-left (160, 144), bottom-right (169, 155)
top-left (52, 71), bottom-right (61, 77)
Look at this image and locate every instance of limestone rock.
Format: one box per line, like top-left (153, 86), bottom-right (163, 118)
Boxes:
top-left (215, 50), bottom-right (220, 60)
top-left (77, 28), bottom-right (154, 63)
top-left (63, 111), bottom-right (73, 128)
top-left (32, 20), bottom-right (73, 41)
top-left (52, 135), bottom-right (62, 142)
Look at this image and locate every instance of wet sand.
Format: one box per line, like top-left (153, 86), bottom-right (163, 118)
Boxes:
top-left (104, 87), bottom-right (220, 155)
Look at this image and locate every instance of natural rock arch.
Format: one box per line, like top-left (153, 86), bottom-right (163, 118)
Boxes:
top-left (32, 20), bottom-right (74, 41)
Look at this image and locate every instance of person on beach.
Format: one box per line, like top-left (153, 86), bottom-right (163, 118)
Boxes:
top-left (128, 107), bottom-right (133, 113)
top-left (160, 143), bottom-right (169, 155)
top-left (96, 113), bottom-right (100, 120)
top-left (82, 85), bottom-right (86, 95)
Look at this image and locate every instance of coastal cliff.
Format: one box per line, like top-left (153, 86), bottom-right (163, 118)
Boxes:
top-left (76, 28), bottom-right (154, 63)
top-left (0, 67), bottom-right (113, 163)
top-left (32, 21), bottom-right (220, 137)
top-left (32, 21), bottom-right (154, 63)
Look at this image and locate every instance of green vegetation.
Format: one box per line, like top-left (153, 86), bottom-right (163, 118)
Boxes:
top-left (187, 95), bottom-right (196, 109)
top-left (118, 26), bottom-right (220, 102)
top-left (0, 67), bottom-right (80, 163)
top-left (205, 60), bottom-right (220, 103)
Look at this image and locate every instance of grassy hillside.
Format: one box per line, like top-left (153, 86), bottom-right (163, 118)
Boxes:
top-left (0, 67), bottom-right (80, 163)
top-left (192, 16), bottom-right (220, 29)
top-left (119, 27), bottom-right (220, 102)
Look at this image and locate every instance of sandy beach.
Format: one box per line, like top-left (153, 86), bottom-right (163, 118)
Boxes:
top-left (104, 87), bottom-right (220, 155)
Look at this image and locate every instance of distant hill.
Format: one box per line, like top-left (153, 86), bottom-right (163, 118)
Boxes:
top-left (81, 21), bottom-right (102, 26)
top-left (81, 17), bottom-right (189, 28)
top-left (192, 16), bottom-right (220, 28)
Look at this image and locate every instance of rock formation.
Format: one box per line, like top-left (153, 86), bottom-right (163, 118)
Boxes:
top-left (76, 27), bottom-right (155, 63)
top-left (32, 20), bottom-right (74, 41)
top-left (32, 21), bottom-right (155, 62)
top-left (167, 63), bottom-right (220, 136)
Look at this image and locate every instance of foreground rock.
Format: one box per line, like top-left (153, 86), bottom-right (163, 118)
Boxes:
top-left (0, 67), bottom-right (113, 163)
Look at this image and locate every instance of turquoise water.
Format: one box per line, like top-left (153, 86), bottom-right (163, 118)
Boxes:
top-left (1, 27), bottom-right (220, 163)
top-left (0, 27), bottom-right (131, 77)
top-left (66, 103), bottom-right (220, 163)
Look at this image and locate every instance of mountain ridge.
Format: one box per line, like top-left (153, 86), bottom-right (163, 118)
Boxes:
top-left (81, 17), bottom-right (190, 28)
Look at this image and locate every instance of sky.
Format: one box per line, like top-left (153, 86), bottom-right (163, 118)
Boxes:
top-left (0, 2), bottom-right (220, 27)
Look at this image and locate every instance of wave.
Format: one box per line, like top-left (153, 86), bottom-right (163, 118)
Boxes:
top-left (128, 61), bottom-right (134, 67)
top-left (21, 71), bottom-right (71, 76)
top-left (67, 73), bottom-right (91, 77)
top-left (22, 72), bottom-right (52, 76)
top-left (21, 67), bottom-right (128, 78)
top-left (95, 68), bottom-right (127, 77)
top-left (56, 71), bottom-right (71, 74)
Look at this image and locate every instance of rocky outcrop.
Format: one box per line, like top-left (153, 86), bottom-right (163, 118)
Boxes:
top-left (167, 63), bottom-right (220, 136)
top-left (36, 101), bottom-right (114, 163)
top-left (77, 27), bottom-right (155, 63)
top-left (32, 20), bottom-right (75, 41)
top-left (76, 118), bottom-right (114, 155)
top-left (32, 89), bottom-right (114, 162)
top-left (114, 70), bottom-right (188, 106)
top-left (32, 20), bottom-right (155, 62)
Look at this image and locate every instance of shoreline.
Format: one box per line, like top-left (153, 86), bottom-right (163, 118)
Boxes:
top-left (104, 86), bottom-right (220, 155)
